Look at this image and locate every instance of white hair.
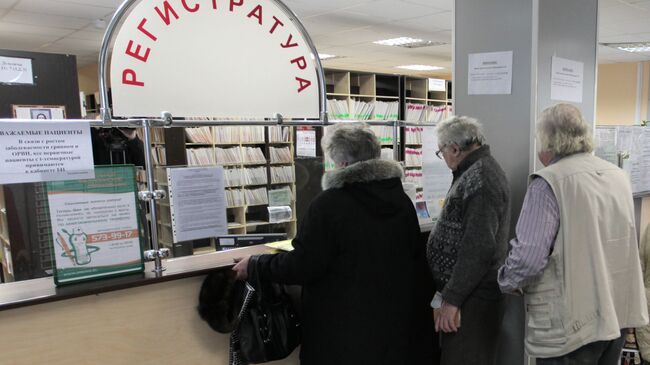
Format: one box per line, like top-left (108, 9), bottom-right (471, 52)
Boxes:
top-left (321, 123), bottom-right (381, 165)
top-left (436, 116), bottom-right (485, 149)
top-left (537, 103), bottom-right (593, 157)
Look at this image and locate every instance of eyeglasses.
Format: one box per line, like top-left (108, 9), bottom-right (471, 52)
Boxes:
top-left (435, 146), bottom-right (446, 159)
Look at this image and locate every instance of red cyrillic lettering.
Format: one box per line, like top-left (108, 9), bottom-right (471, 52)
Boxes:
top-left (137, 18), bottom-right (157, 41)
top-left (296, 77), bottom-right (311, 93)
top-left (230, 0), bottom-right (243, 11)
top-left (155, 1), bottom-right (179, 26)
top-left (181, 0), bottom-right (200, 12)
top-left (212, 0), bottom-right (218, 9)
top-left (122, 69), bottom-right (144, 87)
top-left (269, 16), bottom-right (284, 34)
top-left (125, 40), bottom-right (151, 62)
top-left (290, 56), bottom-right (307, 70)
top-left (281, 34), bottom-right (298, 48)
top-left (247, 5), bottom-right (263, 25)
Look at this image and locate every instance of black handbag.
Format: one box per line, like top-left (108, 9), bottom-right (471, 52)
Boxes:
top-left (236, 256), bottom-right (301, 364)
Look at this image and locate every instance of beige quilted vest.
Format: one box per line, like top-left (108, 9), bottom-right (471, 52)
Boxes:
top-left (525, 153), bottom-right (648, 358)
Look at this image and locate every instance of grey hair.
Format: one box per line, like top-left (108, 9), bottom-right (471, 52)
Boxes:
top-left (537, 103), bottom-right (593, 157)
top-left (321, 123), bottom-right (381, 165)
top-left (436, 116), bottom-right (486, 149)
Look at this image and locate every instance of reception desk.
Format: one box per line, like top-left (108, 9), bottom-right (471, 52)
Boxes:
top-left (0, 245), bottom-right (299, 365)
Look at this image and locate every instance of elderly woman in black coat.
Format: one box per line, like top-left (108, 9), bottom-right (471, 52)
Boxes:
top-left (233, 123), bottom-right (432, 365)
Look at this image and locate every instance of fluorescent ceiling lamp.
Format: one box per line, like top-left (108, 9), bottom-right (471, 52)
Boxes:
top-left (396, 65), bottom-right (445, 71)
top-left (319, 53), bottom-right (339, 60)
top-left (601, 42), bottom-right (650, 53)
top-left (373, 37), bottom-right (446, 48)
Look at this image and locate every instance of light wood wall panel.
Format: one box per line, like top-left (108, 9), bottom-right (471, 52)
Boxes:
top-left (0, 276), bottom-right (300, 365)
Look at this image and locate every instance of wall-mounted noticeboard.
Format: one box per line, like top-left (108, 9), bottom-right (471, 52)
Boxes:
top-left (595, 125), bottom-right (650, 195)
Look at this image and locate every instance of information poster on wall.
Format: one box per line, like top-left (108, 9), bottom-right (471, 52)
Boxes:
top-left (47, 166), bottom-right (144, 285)
top-left (617, 127), bottom-right (650, 194)
top-left (421, 127), bottom-right (453, 218)
top-left (468, 51), bottom-right (513, 95)
top-left (594, 127), bottom-right (618, 165)
top-left (550, 56), bottom-right (584, 103)
top-left (0, 121), bottom-right (94, 184)
top-left (296, 127), bottom-right (317, 157)
top-left (167, 166), bottom-right (227, 243)
top-left (0, 56), bottom-right (33, 85)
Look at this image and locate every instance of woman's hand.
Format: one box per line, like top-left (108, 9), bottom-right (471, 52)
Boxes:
top-left (232, 256), bottom-right (250, 280)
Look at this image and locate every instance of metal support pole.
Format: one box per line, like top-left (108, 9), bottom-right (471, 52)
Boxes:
top-left (140, 120), bottom-right (168, 273)
top-left (392, 120), bottom-right (400, 161)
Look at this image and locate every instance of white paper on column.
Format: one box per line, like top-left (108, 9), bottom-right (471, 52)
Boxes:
top-left (421, 126), bottom-right (453, 218)
top-left (550, 56), bottom-right (584, 103)
top-left (467, 51), bottom-right (513, 95)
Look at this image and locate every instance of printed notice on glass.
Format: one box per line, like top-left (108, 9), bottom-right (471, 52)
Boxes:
top-left (297, 127), bottom-right (316, 157)
top-left (0, 121), bottom-right (94, 184)
top-left (167, 166), bottom-right (228, 243)
top-left (47, 166), bottom-right (144, 285)
top-left (551, 56), bottom-right (584, 103)
top-left (468, 51), bottom-right (513, 95)
top-left (422, 127), bottom-right (453, 218)
top-left (594, 127), bottom-right (618, 165)
top-left (0, 56), bottom-right (33, 85)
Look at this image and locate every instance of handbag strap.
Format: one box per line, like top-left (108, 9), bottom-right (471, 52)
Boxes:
top-left (229, 282), bottom-right (256, 365)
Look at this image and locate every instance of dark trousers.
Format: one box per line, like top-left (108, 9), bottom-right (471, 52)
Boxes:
top-left (536, 331), bottom-right (625, 365)
top-left (439, 295), bottom-right (503, 365)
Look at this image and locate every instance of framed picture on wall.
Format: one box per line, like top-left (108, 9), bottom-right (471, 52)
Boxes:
top-left (12, 104), bottom-right (66, 120)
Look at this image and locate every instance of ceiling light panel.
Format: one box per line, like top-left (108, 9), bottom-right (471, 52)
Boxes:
top-left (396, 65), bottom-right (445, 71)
top-left (373, 37), bottom-right (447, 48)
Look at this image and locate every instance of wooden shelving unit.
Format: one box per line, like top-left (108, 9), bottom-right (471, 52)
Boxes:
top-left (145, 126), bottom-right (297, 257)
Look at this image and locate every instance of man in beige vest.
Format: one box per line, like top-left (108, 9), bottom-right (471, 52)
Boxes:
top-left (497, 103), bottom-right (648, 364)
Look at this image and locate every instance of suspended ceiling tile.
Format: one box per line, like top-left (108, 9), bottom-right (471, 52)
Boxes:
top-left (345, 0), bottom-right (443, 22)
top-left (0, 32), bottom-right (62, 49)
top-left (401, 0), bottom-right (451, 11)
top-left (15, 0), bottom-right (115, 20)
top-left (66, 29), bottom-right (105, 42)
top-left (54, 0), bottom-right (123, 7)
top-left (0, 0), bottom-right (18, 9)
top-left (3, 10), bottom-right (91, 29)
top-left (283, 0), bottom-right (376, 18)
top-left (0, 22), bottom-right (74, 37)
top-left (398, 11), bottom-right (451, 32)
top-left (600, 4), bottom-right (649, 24)
top-left (48, 37), bottom-right (102, 52)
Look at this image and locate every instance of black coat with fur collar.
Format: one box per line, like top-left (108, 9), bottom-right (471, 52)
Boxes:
top-left (251, 159), bottom-right (433, 365)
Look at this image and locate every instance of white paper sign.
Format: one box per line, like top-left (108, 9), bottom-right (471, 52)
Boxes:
top-left (421, 127), bottom-right (453, 218)
top-left (167, 166), bottom-right (228, 243)
top-left (468, 51), bottom-right (513, 95)
top-left (551, 56), bottom-right (584, 103)
top-left (594, 127), bottom-right (618, 165)
top-left (296, 127), bottom-right (316, 157)
top-left (0, 56), bottom-right (33, 85)
top-left (0, 121), bottom-right (95, 184)
top-left (110, 0), bottom-right (320, 118)
top-left (428, 78), bottom-right (446, 92)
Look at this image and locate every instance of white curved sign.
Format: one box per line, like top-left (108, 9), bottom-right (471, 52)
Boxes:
top-left (110, 0), bottom-right (320, 119)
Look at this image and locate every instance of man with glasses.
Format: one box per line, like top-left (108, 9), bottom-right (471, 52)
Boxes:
top-left (427, 116), bottom-right (510, 364)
